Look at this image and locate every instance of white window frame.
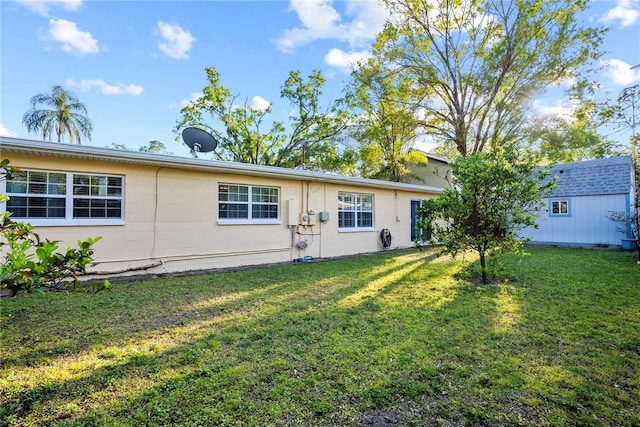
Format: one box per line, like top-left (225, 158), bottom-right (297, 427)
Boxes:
top-left (1, 168), bottom-right (125, 226)
top-left (549, 199), bottom-right (571, 217)
top-left (217, 183), bottom-right (281, 225)
top-left (338, 191), bottom-right (375, 231)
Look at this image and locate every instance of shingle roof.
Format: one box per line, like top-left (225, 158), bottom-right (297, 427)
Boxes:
top-left (545, 156), bottom-right (633, 197)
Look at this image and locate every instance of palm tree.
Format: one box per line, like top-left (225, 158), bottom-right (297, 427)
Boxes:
top-left (22, 85), bottom-right (93, 144)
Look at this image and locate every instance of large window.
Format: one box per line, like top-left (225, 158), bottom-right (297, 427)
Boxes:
top-left (549, 199), bottom-right (571, 217)
top-left (338, 192), bottom-right (374, 230)
top-left (2, 169), bottom-right (124, 225)
top-left (218, 184), bottom-right (279, 224)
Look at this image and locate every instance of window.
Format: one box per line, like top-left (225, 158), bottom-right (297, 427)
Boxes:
top-left (338, 192), bottom-right (374, 230)
top-left (218, 184), bottom-right (280, 224)
top-left (549, 199), bottom-right (570, 217)
top-left (3, 169), bottom-right (124, 225)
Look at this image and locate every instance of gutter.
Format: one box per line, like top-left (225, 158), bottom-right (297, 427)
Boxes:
top-left (1, 136), bottom-right (443, 194)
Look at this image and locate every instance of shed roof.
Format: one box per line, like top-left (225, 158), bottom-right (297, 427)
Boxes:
top-left (0, 137), bottom-right (443, 194)
top-left (545, 156), bottom-right (634, 197)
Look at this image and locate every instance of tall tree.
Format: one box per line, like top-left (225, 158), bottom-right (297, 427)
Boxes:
top-left (614, 84), bottom-right (640, 143)
top-left (372, 0), bottom-right (606, 157)
top-left (22, 85), bottom-right (93, 144)
top-left (175, 67), bottom-right (356, 173)
top-left (525, 80), bottom-right (621, 163)
top-left (345, 57), bottom-right (428, 182)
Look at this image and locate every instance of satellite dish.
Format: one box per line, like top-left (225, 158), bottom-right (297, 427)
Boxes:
top-left (181, 127), bottom-right (218, 153)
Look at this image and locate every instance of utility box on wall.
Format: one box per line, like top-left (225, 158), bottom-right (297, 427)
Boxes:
top-left (299, 211), bottom-right (316, 226)
top-left (318, 211), bottom-right (330, 222)
top-left (287, 199), bottom-right (300, 227)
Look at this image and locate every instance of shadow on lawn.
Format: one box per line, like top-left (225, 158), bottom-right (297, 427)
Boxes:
top-left (5, 248), bottom-right (638, 426)
top-left (3, 251), bottom-right (444, 425)
top-left (3, 253), bottom-right (425, 369)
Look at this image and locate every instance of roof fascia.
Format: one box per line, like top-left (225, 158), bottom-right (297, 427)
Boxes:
top-left (1, 137), bottom-right (442, 194)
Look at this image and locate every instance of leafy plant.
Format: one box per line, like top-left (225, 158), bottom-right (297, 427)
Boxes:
top-left (0, 159), bottom-right (103, 296)
top-left (416, 145), bottom-right (555, 283)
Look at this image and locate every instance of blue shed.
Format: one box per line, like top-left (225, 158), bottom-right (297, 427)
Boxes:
top-left (522, 156), bottom-right (636, 248)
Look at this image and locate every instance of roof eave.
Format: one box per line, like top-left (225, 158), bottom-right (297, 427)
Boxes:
top-left (1, 136), bottom-right (443, 194)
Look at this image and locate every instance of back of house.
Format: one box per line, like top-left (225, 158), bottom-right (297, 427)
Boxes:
top-left (1, 137), bottom-right (444, 279)
top-left (521, 155), bottom-right (636, 248)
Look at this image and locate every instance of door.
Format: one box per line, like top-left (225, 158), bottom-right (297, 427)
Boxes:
top-left (410, 199), bottom-right (420, 242)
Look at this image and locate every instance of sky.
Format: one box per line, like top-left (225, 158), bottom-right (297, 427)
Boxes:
top-left (1, 0), bottom-right (640, 159)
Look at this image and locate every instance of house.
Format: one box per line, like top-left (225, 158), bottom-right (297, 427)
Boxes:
top-left (0, 137), bottom-right (443, 277)
top-left (521, 155), bottom-right (636, 248)
top-left (407, 150), bottom-right (451, 189)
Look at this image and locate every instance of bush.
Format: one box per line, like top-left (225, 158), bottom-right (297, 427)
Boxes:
top-left (1, 159), bottom-right (103, 296)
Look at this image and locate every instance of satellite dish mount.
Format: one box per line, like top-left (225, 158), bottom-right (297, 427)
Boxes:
top-left (181, 127), bottom-right (218, 156)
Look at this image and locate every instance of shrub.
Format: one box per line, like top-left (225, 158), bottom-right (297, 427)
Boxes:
top-left (0, 159), bottom-right (103, 296)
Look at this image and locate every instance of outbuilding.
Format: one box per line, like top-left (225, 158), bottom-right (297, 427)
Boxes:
top-left (521, 156), bottom-right (636, 248)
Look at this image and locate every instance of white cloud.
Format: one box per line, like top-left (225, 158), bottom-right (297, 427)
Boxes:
top-left (157, 21), bottom-right (195, 60)
top-left (176, 92), bottom-right (203, 108)
top-left (275, 0), bottom-right (388, 53)
top-left (251, 96), bottom-right (271, 111)
top-left (601, 0), bottom-right (640, 28)
top-left (65, 79), bottom-right (144, 95)
top-left (532, 99), bottom-right (576, 120)
top-left (602, 58), bottom-right (640, 86)
top-left (39, 18), bottom-right (99, 55)
top-left (324, 48), bottom-right (371, 72)
top-left (0, 124), bottom-right (18, 137)
top-left (13, 0), bottom-right (82, 16)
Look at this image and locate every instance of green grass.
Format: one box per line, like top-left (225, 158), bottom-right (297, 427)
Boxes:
top-left (1, 247), bottom-right (639, 426)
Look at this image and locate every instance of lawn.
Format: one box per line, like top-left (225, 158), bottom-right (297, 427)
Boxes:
top-left (1, 247), bottom-right (639, 426)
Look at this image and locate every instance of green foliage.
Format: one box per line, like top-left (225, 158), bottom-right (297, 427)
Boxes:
top-left (345, 57), bottom-right (427, 182)
top-left (109, 140), bottom-right (173, 155)
top-left (526, 79), bottom-right (622, 163)
top-left (21, 85), bottom-right (93, 144)
top-left (0, 214), bottom-right (103, 296)
top-left (0, 159), bottom-right (103, 296)
top-left (416, 145), bottom-right (555, 283)
top-left (374, 0), bottom-right (606, 156)
top-left (175, 67), bottom-right (356, 173)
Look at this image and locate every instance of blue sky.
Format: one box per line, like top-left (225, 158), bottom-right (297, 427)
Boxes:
top-left (1, 0), bottom-right (639, 158)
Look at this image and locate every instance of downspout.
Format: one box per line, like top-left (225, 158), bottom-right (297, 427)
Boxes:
top-left (150, 167), bottom-right (163, 259)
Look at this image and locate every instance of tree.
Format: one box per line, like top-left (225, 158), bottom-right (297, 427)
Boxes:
top-left (416, 145), bottom-right (555, 283)
top-left (22, 85), bottom-right (93, 144)
top-left (614, 84), bottom-right (640, 140)
top-left (525, 79), bottom-right (621, 163)
top-left (108, 141), bottom-right (173, 155)
top-left (138, 140), bottom-right (172, 155)
top-left (372, 0), bottom-right (606, 157)
top-left (175, 67), bottom-right (356, 173)
top-left (345, 57), bottom-right (428, 182)
top-left (526, 116), bottom-right (621, 164)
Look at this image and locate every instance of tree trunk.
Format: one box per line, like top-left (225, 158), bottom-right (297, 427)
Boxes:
top-left (479, 251), bottom-right (487, 284)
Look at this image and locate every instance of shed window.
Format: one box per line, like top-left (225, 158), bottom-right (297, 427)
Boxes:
top-left (338, 192), bottom-right (374, 230)
top-left (550, 199), bottom-right (570, 216)
top-left (3, 169), bottom-right (124, 225)
top-left (218, 184), bottom-right (280, 224)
